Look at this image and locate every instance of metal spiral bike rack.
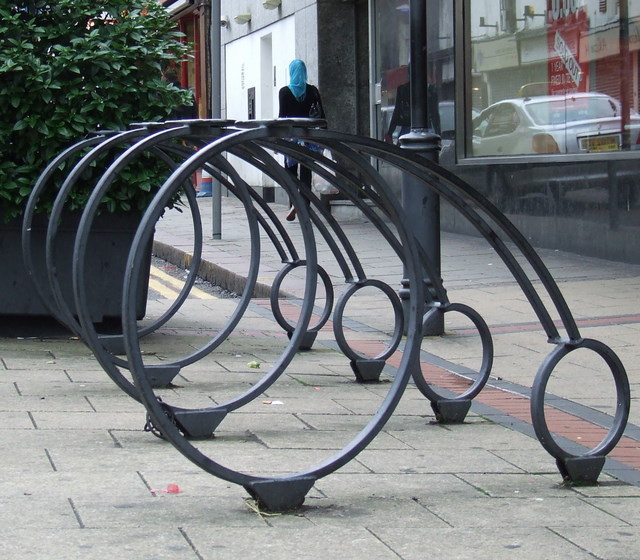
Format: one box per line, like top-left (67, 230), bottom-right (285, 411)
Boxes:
top-left (23, 118), bottom-right (631, 511)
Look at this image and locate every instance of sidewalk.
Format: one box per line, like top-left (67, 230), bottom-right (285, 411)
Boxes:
top-left (1, 194), bottom-right (639, 559)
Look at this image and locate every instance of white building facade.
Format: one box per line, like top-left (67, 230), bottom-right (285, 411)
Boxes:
top-left (215, 0), bottom-right (640, 263)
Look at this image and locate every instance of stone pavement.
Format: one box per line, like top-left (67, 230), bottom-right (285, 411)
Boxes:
top-left (1, 195), bottom-right (639, 559)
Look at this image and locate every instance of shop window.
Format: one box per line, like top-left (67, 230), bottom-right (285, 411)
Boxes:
top-left (372, 0), bottom-right (453, 144)
top-left (467, 0), bottom-right (640, 158)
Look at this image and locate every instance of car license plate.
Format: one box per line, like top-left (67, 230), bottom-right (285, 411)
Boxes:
top-left (580, 134), bottom-right (621, 152)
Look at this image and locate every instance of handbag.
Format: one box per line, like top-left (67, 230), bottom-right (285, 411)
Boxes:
top-left (309, 87), bottom-right (323, 118)
top-left (309, 100), bottom-right (322, 119)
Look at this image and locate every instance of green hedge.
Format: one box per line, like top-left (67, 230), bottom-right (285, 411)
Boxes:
top-left (0, 1), bottom-right (193, 220)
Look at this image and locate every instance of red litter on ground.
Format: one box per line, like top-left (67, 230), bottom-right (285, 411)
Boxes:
top-left (150, 484), bottom-right (180, 494)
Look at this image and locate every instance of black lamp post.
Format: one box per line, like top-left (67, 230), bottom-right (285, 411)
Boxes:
top-left (399, 0), bottom-right (443, 335)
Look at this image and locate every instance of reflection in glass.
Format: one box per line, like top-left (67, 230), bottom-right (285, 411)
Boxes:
top-left (470, 0), bottom-right (639, 157)
top-left (472, 92), bottom-right (640, 155)
top-left (372, 0), bottom-right (454, 144)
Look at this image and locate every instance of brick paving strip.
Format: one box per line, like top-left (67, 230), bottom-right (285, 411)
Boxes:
top-left (158, 297), bottom-right (640, 485)
top-left (261, 299), bottom-right (640, 484)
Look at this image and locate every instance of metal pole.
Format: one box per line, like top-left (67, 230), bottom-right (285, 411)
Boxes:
top-left (619, 0), bottom-right (631, 150)
top-left (399, 0), bottom-right (443, 335)
top-left (209, 0), bottom-right (222, 239)
top-left (610, 0), bottom-right (629, 232)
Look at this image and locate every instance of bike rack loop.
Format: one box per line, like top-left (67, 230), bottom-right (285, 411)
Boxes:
top-left (23, 123), bottom-right (205, 401)
top-left (131, 133), bottom-right (420, 439)
top-left (301, 127), bottom-right (629, 484)
top-left (120, 120), bottom-right (426, 511)
top-left (32, 119), bottom-right (630, 508)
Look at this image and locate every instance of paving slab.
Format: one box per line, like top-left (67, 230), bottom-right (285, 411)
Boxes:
top-left (1, 195), bottom-right (638, 559)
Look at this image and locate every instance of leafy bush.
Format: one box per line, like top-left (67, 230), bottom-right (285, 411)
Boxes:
top-left (0, 1), bottom-right (193, 220)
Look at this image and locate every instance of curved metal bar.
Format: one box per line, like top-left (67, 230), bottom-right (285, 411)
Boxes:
top-left (45, 127), bottom-right (152, 334)
top-left (194, 140), bottom-right (380, 347)
top-left (23, 124), bottom-right (208, 403)
top-left (283, 137), bottom-right (488, 398)
top-left (203, 141), bottom-right (365, 347)
top-left (120, 123), bottom-right (424, 491)
top-left (303, 128), bottom-right (572, 341)
top-left (264, 137), bottom-right (404, 253)
top-left (22, 134), bottom-right (108, 319)
top-left (216, 165), bottom-right (301, 263)
top-left (392, 160), bottom-right (562, 335)
top-left (200, 139), bottom-right (391, 291)
top-left (235, 137), bottom-right (438, 366)
top-left (530, 339), bottom-right (630, 459)
top-left (132, 143), bottom-right (204, 338)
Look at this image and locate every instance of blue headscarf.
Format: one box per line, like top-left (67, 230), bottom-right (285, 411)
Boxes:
top-left (288, 59), bottom-right (307, 101)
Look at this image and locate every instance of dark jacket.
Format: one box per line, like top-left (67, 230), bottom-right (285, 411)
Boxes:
top-left (278, 84), bottom-right (325, 119)
top-left (388, 81), bottom-right (440, 135)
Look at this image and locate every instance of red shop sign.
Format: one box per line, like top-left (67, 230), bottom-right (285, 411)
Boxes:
top-left (546, 0), bottom-right (589, 95)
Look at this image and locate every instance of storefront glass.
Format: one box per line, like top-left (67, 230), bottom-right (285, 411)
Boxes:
top-left (469, 1), bottom-right (640, 158)
top-left (370, 1), bottom-right (639, 262)
top-left (371, 0), bottom-right (455, 144)
top-left (459, 1), bottom-right (639, 264)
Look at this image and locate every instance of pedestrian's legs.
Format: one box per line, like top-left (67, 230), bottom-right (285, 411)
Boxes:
top-left (285, 164), bottom-right (299, 221)
top-left (299, 164), bottom-right (312, 188)
top-left (284, 163), bottom-right (312, 221)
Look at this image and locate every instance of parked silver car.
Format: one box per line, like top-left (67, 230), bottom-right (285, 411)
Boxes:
top-left (472, 93), bottom-right (640, 156)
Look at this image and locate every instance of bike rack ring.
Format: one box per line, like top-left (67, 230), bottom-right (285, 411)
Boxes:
top-left (332, 278), bottom-right (404, 362)
top-left (530, 338), bottom-right (631, 483)
top-left (120, 121), bottom-right (426, 511)
top-left (270, 260), bottom-right (335, 349)
top-left (27, 118), bottom-right (632, 510)
top-left (413, 302), bottom-right (494, 417)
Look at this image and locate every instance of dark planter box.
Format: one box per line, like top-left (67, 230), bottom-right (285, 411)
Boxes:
top-left (0, 210), bottom-right (150, 324)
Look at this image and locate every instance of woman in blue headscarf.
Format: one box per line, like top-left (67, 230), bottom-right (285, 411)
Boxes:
top-left (278, 59), bottom-right (326, 220)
